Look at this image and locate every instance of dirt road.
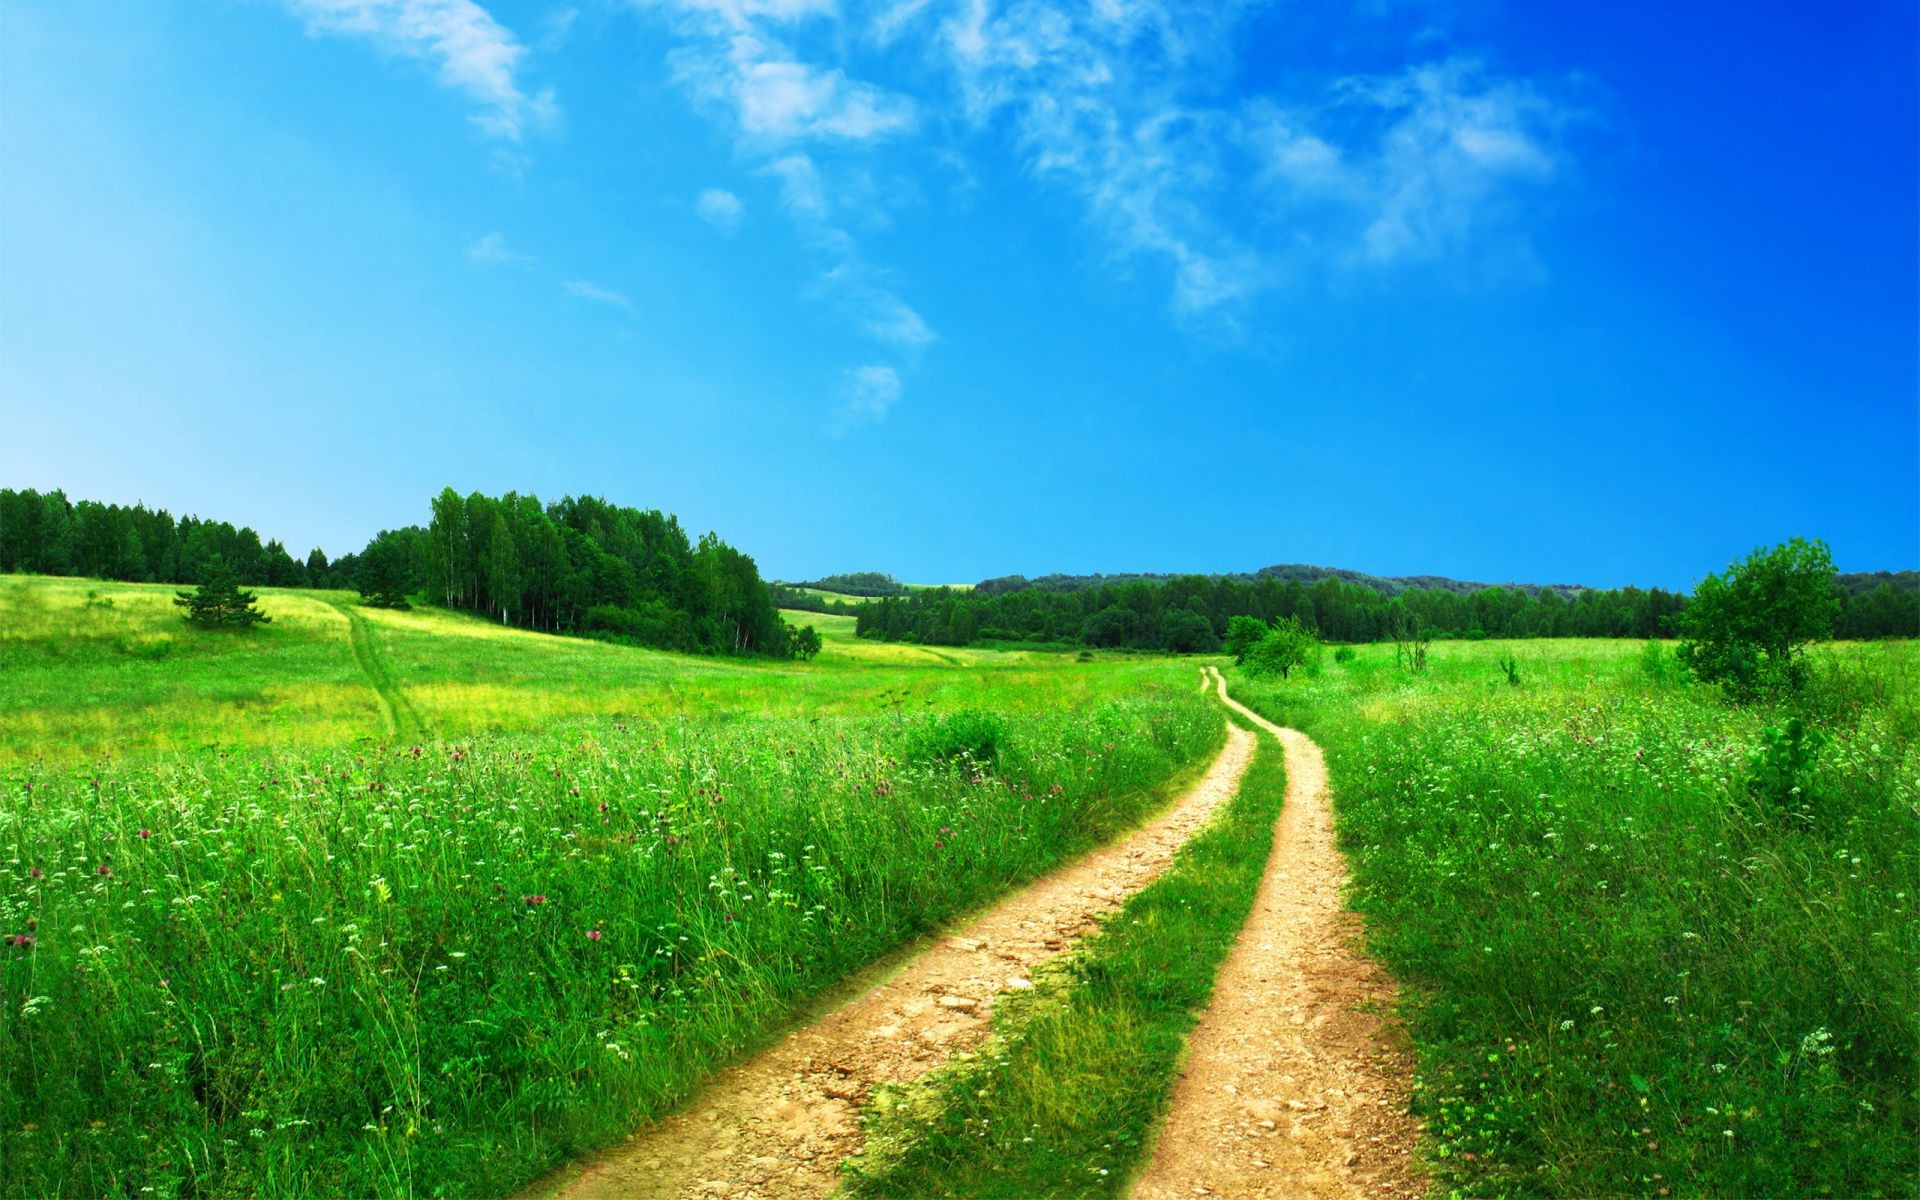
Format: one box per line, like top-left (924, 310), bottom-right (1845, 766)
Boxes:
top-left (536, 722), bottom-right (1257, 1200)
top-left (1131, 668), bottom-right (1421, 1199)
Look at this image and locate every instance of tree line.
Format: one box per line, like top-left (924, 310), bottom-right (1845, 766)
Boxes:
top-left (855, 568), bottom-right (1916, 650)
top-left (0, 486), bottom-right (817, 659)
top-left (0, 488), bottom-right (357, 589)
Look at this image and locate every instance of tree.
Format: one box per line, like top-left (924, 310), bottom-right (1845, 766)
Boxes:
top-left (790, 623), bottom-right (824, 661)
top-left (355, 532), bottom-right (417, 609)
top-left (1223, 615), bottom-right (1270, 662)
top-left (1159, 608), bottom-right (1219, 653)
top-left (1678, 537), bottom-right (1838, 696)
top-left (174, 557), bottom-right (270, 629)
top-left (1243, 616), bottom-right (1317, 679)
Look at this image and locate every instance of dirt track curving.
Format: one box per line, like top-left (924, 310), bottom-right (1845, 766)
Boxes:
top-left (1131, 667), bottom-right (1421, 1200)
top-left (535, 723), bottom-right (1257, 1200)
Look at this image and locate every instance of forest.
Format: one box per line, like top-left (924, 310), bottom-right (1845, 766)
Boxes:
top-left (856, 570), bottom-right (1918, 649)
top-left (0, 486), bottom-right (801, 658)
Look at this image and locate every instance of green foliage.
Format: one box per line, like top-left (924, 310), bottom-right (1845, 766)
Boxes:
top-left (1333, 645), bottom-right (1357, 664)
top-left (1223, 614), bottom-right (1270, 662)
top-left (1744, 716), bottom-right (1827, 814)
top-left (353, 530), bottom-right (417, 609)
top-left (1157, 607), bottom-right (1219, 653)
top-left (844, 734), bottom-right (1287, 1199)
top-left (1497, 653), bottom-right (1521, 686)
top-left (903, 708), bottom-right (1007, 768)
top-left (784, 571), bottom-right (908, 597)
top-left (1242, 615), bottom-right (1317, 679)
top-left (1638, 638), bottom-right (1689, 687)
top-left (1678, 537), bottom-right (1839, 697)
top-left (1232, 639), bottom-right (1918, 1198)
top-left (0, 695), bottom-right (1219, 1198)
top-left (789, 622), bottom-right (823, 661)
top-left (171, 558), bottom-right (269, 630)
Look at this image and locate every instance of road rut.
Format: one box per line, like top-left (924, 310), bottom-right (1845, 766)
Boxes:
top-left (1131, 668), bottom-right (1421, 1200)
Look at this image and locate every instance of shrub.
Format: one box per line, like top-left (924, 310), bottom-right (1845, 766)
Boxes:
top-left (1745, 716), bottom-right (1826, 813)
top-left (1497, 654), bottom-right (1521, 686)
top-left (1678, 537), bottom-right (1838, 697)
top-left (904, 709), bottom-right (1006, 768)
top-left (1333, 645), bottom-right (1356, 664)
top-left (1243, 616), bottom-right (1318, 679)
top-left (1223, 615), bottom-right (1270, 663)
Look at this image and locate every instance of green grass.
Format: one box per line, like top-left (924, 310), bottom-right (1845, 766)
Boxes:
top-left (1231, 637), bottom-right (1919, 1198)
top-left (0, 575), bottom-right (1168, 763)
top-left (839, 720), bottom-right (1287, 1199)
top-left (0, 573), bottom-right (1229, 1198)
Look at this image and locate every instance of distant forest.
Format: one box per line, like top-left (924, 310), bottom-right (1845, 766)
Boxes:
top-left (974, 563), bottom-right (1586, 599)
top-left (782, 572), bottom-right (910, 597)
top-left (0, 487), bottom-right (803, 658)
top-left (858, 570), bottom-right (1918, 649)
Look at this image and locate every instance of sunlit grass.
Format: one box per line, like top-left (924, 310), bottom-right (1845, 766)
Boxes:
top-left (1232, 636), bottom-right (1919, 1198)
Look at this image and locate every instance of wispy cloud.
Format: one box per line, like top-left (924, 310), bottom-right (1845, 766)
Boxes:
top-left (285, 0), bottom-right (555, 141)
top-left (832, 363), bottom-right (902, 432)
top-left (697, 187), bottom-right (746, 232)
top-left (564, 279), bottom-right (635, 309)
top-left (465, 231), bottom-right (531, 264)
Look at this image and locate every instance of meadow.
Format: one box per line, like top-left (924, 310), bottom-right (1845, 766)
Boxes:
top-left (1232, 638), bottom-right (1918, 1197)
top-left (4, 570), bottom-right (1914, 1199)
top-left (0, 574), bottom-right (1222, 1197)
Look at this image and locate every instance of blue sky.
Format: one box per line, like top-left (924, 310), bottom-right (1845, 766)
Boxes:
top-left (1, 0), bottom-right (1913, 588)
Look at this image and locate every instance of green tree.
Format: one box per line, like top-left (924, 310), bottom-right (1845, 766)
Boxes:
top-left (173, 557), bottom-right (270, 629)
top-left (790, 623), bottom-right (824, 661)
top-left (1242, 616), bottom-right (1317, 679)
top-left (1677, 537), bottom-right (1838, 696)
top-left (355, 533), bottom-right (417, 610)
top-left (1223, 615), bottom-right (1270, 662)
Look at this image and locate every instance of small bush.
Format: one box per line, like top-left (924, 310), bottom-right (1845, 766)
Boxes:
top-left (1497, 654), bottom-right (1521, 686)
top-left (904, 709), bottom-right (1006, 768)
top-left (1333, 645), bottom-right (1356, 664)
top-left (1745, 716), bottom-right (1826, 813)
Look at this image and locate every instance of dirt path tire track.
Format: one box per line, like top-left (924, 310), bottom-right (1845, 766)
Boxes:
top-left (328, 601), bottom-right (428, 742)
top-left (1131, 668), bottom-right (1421, 1200)
top-left (536, 723), bottom-right (1258, 1200)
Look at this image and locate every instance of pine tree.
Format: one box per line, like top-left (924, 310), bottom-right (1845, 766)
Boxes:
top-left (174, 557), bottom-right (270, 629)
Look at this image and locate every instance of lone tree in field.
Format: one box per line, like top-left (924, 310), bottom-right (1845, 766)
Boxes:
top-left (1677, 536), bottom-right (1838, 696)
top-left (1243, 615), bottom-right (1318, 679)
top-left (789, 623), bottom-right (823, 661)
top-left (174, 557), bottom-right (270, 629)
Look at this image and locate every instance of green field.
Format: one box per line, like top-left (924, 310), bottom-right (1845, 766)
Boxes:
top-left (1233, 638), bottom-right (1918, 1198)
top-left (0, 573), bottom-right (1222, 1197)
top-left (3, 572), bottom-right (1914, 1199)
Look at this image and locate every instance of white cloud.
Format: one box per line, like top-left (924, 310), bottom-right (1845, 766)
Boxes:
top-left (465, 231), bottom-right (530, 263)
top-left (564, 279), bottom-right (635, 309)
top-left (832, 364), bottom-right (902, 431)
top-left (286, 0), bottom-right (555, 140)
top-left (672, 34), bottom-right (917, 144)
top-left (697, 188), bottom-right (746, 232)
top-left (764, 154), bottom-right (830, 221)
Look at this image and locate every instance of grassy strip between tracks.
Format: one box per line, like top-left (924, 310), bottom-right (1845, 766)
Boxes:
top-left (839, 718), bottom-right (1286, 1198)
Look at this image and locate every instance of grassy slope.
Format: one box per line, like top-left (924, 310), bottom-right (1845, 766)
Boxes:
top-left (1232, 638), bottom-right (1919, 1198)
top-left (1, 575), bottom-right (1128, 763)
top-left (0, 573), bottom-right (1227, 1199)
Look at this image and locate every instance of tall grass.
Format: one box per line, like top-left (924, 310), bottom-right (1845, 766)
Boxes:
top-left (0, 697), bottom-right (1219, 1198)
top-left (1233, 639), bottom-right (1919, 1197)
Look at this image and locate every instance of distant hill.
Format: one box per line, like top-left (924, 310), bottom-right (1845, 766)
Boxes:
top-left (975, 563), bottom-right (1590, 599)
top-left (781, 572), bottom-right (911, 597)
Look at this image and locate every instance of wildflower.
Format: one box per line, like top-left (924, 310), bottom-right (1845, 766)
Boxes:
top-left (7, 934), bottom-right (33, 948)
top-left (28, 867), bottom-right (41, 879)
top-left (586, 929), bottom-right (603, 941)
top-left (96, 865), bottom-right (111, 877)
top-left (525, 894), bottom-right (547, 906)
top-left (137, 829), bottom-right (152, 839)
